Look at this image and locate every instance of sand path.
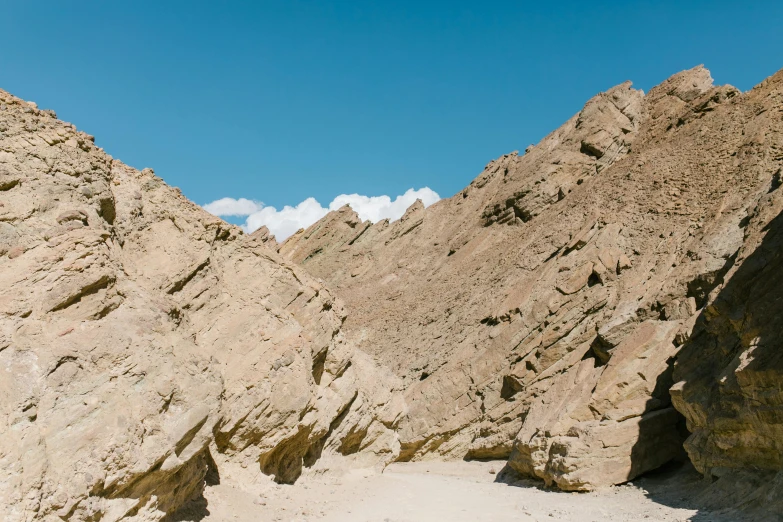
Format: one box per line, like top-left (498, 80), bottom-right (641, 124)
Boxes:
top-left (182, 460), bottom-right (734, 521)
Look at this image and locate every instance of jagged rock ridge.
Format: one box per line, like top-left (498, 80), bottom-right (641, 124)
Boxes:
top-left (2, 62), bottom-right (783, 521)
top-left (0, 91), bottom-right (403, 521)
top-left (280, 65), bottom-right (783, 496)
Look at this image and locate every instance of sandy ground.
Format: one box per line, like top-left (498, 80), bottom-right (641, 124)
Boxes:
top-left (173, 460), bottom-right (737, 522)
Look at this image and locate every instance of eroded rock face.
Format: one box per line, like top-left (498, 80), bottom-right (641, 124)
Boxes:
top-left (3, 62), bottom-right (782, 519)
top-left (509, 321), bottom-right (686, 490)
top-left (0, 91), bottom-right (402, 521)
top-left (249, 224), bottom-right (278, 247)
top-left (280, 66), bottom-right (783, 490)
top-left (671, 131), bottom-right (783, 478)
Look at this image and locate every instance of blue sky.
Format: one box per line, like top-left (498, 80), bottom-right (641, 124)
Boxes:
top-left (1, 1), bottom-right (782, 227)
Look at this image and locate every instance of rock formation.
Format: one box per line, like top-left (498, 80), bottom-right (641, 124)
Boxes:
top-left (281, 65), bottom-right (783, 492)
top-left (0, 91), bottom-right (402, 521)
top-left (249, 225), bottom-right (278, 248)
top-left (2, 63), bottom-right (783, 520)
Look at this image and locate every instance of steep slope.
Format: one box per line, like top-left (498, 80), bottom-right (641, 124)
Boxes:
top-left (281, 66), bottom-right (783, 490)
top-left (670, 73), bottom-right (783, 513)
top-left (0, 91), bottom-right (402, 521)
top-left (3, 63), bottom-right (781, 521)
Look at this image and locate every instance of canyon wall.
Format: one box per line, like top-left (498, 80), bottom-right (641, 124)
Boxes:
top-left (281, 66), bottom-right (783, 491)
top-left (0, 90), bottom-right (402, 521)
top-left (1, 64), bottom-right (782, 520)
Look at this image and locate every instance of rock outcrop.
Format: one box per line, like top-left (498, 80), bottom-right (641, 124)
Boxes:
top-left (0, 90), bottom-right (402, 521)
top-left (280, 65), bottom-right (783, 491)
top-left (669, 70), bottom-right (783, 496)
top-left (3, 62), bottom-right (783, 520)
top-left (249, 224), bottom-right (278, 247)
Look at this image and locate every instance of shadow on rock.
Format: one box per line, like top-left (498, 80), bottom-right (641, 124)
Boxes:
top-left (163, 496), bottom-right (211, 522)
top-left (646, 203), bottom-right (783, 521)
top-left (163, 450), bottom-right (220, 522)
top-left (633, 460), bottom-right (783, 522)
top-left (493, 463), bottom-right (551, 490)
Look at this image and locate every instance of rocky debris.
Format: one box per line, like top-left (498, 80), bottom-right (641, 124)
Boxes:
top-left (0, 89), bottom-right (403, 521)
top-left (478, 80), bottom-right (643, 229)
top-left (280, 64), bottom-right (783, 495)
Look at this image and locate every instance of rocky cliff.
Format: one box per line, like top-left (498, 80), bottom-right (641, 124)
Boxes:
top-left (281, 65), bottom-right (783, 492)
top-left (2, 63), bottom-right (782, 521)
top-left (0, 91), bottom-right (403, 521)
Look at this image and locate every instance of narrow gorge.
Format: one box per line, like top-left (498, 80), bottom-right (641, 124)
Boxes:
top-left (1, 64), bottom-right (782, 521)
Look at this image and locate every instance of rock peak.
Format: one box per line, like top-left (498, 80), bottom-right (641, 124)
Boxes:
top-left (277, 65), bottom-right (783, 505)
top-left (401, 198), bottom-right (424, 220)
top-left (0, 86), bottom-right (402, 520)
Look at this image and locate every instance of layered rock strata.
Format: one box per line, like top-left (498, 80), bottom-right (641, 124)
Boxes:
top-left (670, 70), bottom-right (783, 493)
top-left (2, 62), bottom-right (782, 521)
top-left (0, 90), bottom-right (402, 521)
top-left (281, 66), bottom-right (783, 490)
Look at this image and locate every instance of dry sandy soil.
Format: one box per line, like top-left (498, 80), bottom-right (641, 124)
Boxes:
top-left (185, 460), bottom-right (732, 522)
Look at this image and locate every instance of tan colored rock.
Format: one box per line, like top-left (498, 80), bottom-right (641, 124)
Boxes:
top-left (556, 262), bottom-right (594, 295)
top-left (0, 89), bottom-right (401, 521)
top-left (249, 224), bottom-right (278, 247)
top-left (508, 320), bottom-right (685, 490)
top-left (280, 65), bottom-right (783, 493)
top-left (617, 253), bottom-right (632, 272)
top-left (3, 62), bottom-right (783, 519)
top-left (671, 86), bottom-right (783, 478)
top-left (6, 245), bottom-right (24, 259)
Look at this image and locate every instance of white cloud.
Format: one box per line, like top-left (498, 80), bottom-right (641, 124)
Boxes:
top-left (202, 197), bottom-right (263, 216)
top-left (329, 187), bottom-right (441, 223)
top-left (202, 187), bottom-right (440, 241)
top-left (244, 197), bottom-right (330, 242)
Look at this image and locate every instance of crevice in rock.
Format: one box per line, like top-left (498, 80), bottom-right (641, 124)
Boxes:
top-left (92, 295), bottom-right (124, 320)
top-left (98, 195), bottom-right (116, 225)
top-left (512, 205), bottom-right (532, 223)
top-left (543, 247), bottom-right (562, 263)
top-left (338, 425), bottom-right (368, 456)
top-left (768, 168), bottom-right (782, 193)
top-left (396, 439), bottom-right (427, 462)
top-left (303, 247), bottom-right (323, 262)
top-left (580, 141), bottom-right (604, 159)
top-left (305, 391), bottom-right (359, 465)
top-left (500, 375), bottom-right (523, 400)
top-left (480, 315), bottom-right (500, 326)
top-left (167, 258), bottom-right (210, 294)
top-left (204, 449), bottom-right (220, 487)
top-left (585, 336), bottom-right (611, 366)
top-left (347, 221), bottom-right (372, 245)
top-left (258, 427), bottom-right (314, 484)
top-left (312, 348), bottom-right (327, 385)
top-left (174, 416), bottom-right (209, 457)
top-left (0, 178), bottom-right (20, 191)
top-left (46, 355), bottom-right (80, 377)
top-left (686, 250), bottom-right (738, 308)
top-left (168, 307), bottom-right (183, 326)
top-left (49, 274), bottom-right (115, 312)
